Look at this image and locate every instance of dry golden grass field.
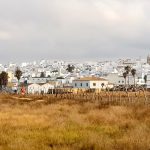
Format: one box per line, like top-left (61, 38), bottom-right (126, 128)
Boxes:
top-left (0, 94), bottom-right (149, 150)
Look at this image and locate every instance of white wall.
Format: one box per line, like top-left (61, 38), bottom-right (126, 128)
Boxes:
top-left (106, 73), bottom-right (125, 85)
top-left (28, 83), bottom-right (54, 94)
top-left (28, 84), bottom-right (41, 94)
top-left (72, 81), bottom-right (90, 88)
top-left (89, 81), bottom-right (108, 89)
top-left (106, 73), bottom-right (138, 85)
top-left (41, 83), bottom-right (54, 93)
top-left (72, 80), bottom-right (108, 89)
top-left (147, 74), bottom-right (150, 89)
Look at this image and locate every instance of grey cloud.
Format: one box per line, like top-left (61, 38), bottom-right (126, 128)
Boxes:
top-left (0, 0), bottom-right (150, 63)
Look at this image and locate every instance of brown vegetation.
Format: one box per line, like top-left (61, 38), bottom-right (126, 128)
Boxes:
top-left (0, 94), bottom-right (149, 150)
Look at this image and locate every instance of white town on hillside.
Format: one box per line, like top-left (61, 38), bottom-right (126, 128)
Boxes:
top-left (0, 55), bottom-right (150, 94)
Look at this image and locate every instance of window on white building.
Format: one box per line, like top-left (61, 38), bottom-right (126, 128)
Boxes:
top-left (80, 83), bottom-right (82, 87)
top-left (75, 83), bottom-right (77, 87)
top-left (86, 83), bottom-right (88, 86)
top-left (93, 83), bottom-right (96, 86)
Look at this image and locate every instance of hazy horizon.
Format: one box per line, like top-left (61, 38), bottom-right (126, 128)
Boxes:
top-left (0, 0), bottom-right (150, 63)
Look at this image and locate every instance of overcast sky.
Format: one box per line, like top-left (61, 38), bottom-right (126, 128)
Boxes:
top-left (0, 0), bottom-right (150, 63)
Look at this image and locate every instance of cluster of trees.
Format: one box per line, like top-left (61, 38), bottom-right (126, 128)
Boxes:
top-left (0, 71), bottom-right (8, 89)
top-left (123, 66), bottom-right (147, 88)
top-left (123, 66), bottom-right (136, 87)
top-left (0, 67), bottom-right (22, 89)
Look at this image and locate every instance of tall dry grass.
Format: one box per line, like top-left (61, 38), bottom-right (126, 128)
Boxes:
top-left (0, 94), bottom-right (149, 150)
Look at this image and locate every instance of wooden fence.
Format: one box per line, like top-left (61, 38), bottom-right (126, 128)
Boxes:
top-left (26, 89), bottom-right (150, 106)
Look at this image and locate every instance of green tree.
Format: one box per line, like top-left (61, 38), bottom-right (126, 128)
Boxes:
top-left (66, 64), bottom-right (75, 73)
top-left (15, 67), bottom-right (22, 86)
top-left (123, 72), bottom-right (127, 87)
top-left (144, 75), bottom-right (147, 90)
top-left (131, 69), bottom-right (136, 87)
top-left (0, 71), bottom-right (8, 89)
top-left (124, 66), bottom-right (131, 86)
top-left (101, 83), bottom-right (105, 90)
top-left (144, 75), bottom-right (147, 84)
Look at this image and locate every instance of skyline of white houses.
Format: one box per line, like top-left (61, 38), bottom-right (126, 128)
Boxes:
top-left (0, 55), bottom-right (150, 92)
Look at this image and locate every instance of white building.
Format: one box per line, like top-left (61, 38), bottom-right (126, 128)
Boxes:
top-left (147, 74), bottom-right (150, 89)
top-left (45, 71), bottom-right (51, 77)
top-left (7, 71), bottom-right (15, 83)
top-left (106, 73), bottom-right (125, 86)
top-left (40, 83), bottom-right (54, 94)
top-left (21, 62), bottom-right (28, 67)
top-left (72, 77), bottom-right (108, 89)
top-left (106, 73), bottom-right (139, 86)
top-left (28, 84), bottom-right (41, 94)
top-left (28, 83), bottom-right (54, 94)
top-left (136, 78), bottom-right (145, 86)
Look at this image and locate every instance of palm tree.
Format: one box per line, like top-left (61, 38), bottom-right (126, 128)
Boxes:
top-left (0, 71), bottom-right (8, 89)
top-left (131, 69), bottom-right (136, 87)
top-left (101, 83), bottom-right (105, 90)
top-left (124, 66), bottom-right (131, 86)
top-left (144, 75), bottom-right (147, 90)
top-left (15, 67), bottom-right (22, 87)
top-left (144, 75), bottom-right (147, 84)
top-left (123, 72), bottom-right (127, 87)
top-left (66, 64), bottom-right (75, 73)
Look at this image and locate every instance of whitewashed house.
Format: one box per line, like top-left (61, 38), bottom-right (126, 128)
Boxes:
top-left (147, 74), bottom-right (150, 89)
top-left (28, 84), bottom-right (41, 94)
top-left (7, 71), bottom-right (15, 83)
top-left (45, 71), bottom-right (51, 77)
top-left (106, 73), bottom-right (138, 86)
top-left (106, 73), bottom-right (125, 86)
top-left (136, 78), bottom-right (145, 86)
top-left (41, 83), bottom-right (54, 93)
top-left (28, 83), bottom-right (54, 94)
top-left (72, 77), bottom-right (108, 89)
